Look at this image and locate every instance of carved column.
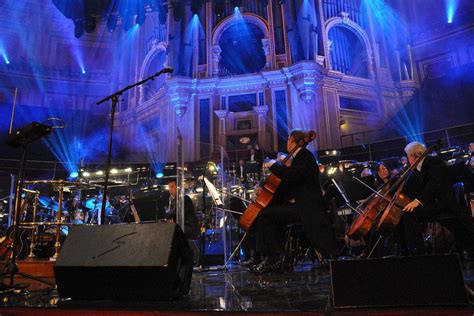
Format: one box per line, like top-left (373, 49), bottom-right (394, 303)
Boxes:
top-left (211, 45), bottom-right (222, 77)
top-left (168, 79), bottom-right (191, 117)
top-left (253, 105), bottom-right (269, 148)
top-left (292, 69), bottom-right (319, 104)
top-left (214, 110), bottom-right (228, 148)
top-left (261, 38), bottom-right (271, 69)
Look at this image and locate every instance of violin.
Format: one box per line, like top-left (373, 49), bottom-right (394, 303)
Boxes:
top-left (239, 130), bottom-right (317, 231)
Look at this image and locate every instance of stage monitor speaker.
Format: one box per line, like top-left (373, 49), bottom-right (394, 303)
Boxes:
top-left (54, 223), bottom-right (193, 301)
top-left (330, 254), bottom-right (468, 308)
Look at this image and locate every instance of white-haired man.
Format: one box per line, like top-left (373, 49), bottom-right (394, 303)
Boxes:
top-left (402, 141), bottom-right (474, 252)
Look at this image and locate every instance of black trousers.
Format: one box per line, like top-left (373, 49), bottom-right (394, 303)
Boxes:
top-left (255, 203), bottom-right (301, 257)
top-left (402, 202), bottom-right (474, 250)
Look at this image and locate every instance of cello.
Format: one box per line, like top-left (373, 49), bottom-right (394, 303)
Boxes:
top-left (239, 130), bottom-right (317, 231)
top-left (346, 142), bottom-right (438, 240)
top-left (376, 143), bottom-right (439, 234)
top-left (346, 182), bottom-right (392, 240)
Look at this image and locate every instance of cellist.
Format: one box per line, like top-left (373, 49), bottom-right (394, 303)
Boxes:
top-left (248, 129), bottom-right (336, 274)
top-left (401, 141), bottom-right (474, 257)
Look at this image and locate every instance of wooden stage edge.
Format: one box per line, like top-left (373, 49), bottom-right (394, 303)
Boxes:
top-left (1, 258), bottom-right (55, 278)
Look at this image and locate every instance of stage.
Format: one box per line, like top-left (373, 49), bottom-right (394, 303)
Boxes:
top-left (1, 259), bottom-right (473, 315)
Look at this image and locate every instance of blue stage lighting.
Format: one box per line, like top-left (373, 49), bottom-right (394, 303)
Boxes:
top-left (156, 172), bottom-right (164, 178)
top-left (446, 0), bottom-right (458, 24)
top-left (81, 67), bottom-right (86, 74)
top-left (69, 171), bottom-right (79, 178)
top-left (0, 45), bottom-right (9, 64)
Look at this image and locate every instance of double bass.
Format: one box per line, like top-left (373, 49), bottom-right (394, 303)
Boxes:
top-left (239, 131), bottom-right (317, 231)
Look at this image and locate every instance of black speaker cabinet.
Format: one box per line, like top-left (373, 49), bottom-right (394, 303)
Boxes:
top-left (54, 223), bottom-right (193, 301)
top-left (330, 254), bottom-right (468, 308)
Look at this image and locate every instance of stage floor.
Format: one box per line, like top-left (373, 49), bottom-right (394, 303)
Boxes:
top-left (1, 260), bottom-right (474, 315)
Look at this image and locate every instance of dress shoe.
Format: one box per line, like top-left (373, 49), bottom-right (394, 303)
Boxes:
top-left (241, 258), bottom-right (259, 267)
top-left (462, 249), bottom-right (474, 260)
top-left (250, 259), bottom-right (282, 274)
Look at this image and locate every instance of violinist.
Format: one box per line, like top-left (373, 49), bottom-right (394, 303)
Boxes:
top-left (402, 142), bottom-right (474, 254)
top-left (249, 129), bottom-right (335, 274)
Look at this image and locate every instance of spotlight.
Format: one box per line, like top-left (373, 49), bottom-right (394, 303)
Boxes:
top-left (215, 0), bottom-right (226, 17)
top-left (137, 7), bottom-right (146, 25)
top-left (74, 20), bottom-right (85, 38)
top-left (231, 0), bottom-right (242, 8)
top-left (110, 168), bottom-right (118, 174)
top-left (156, 172), bottom-right (164, 178)
top-left (446, 0), bottom-right (457, 24)
top-left (105, 15), bottom-right (117, 33)
top-left (191, 0), bottom-right (203, 15)
top-left (96, 170), bottom-right (104, 176)
top-left (69, 171), bottom-right (79, 178)
top-left (158, 4), bottom-right (168, 25)
top-left (81, 67), bottom-right (86, 74)
top-left (173, 2), bottom-right (184, 21)
top-left (84, 17), bottom-right (96, 33)
top-left (124, 167), bottom-right (132, 173)
top-left (83, 171), bottom-right (90, 177)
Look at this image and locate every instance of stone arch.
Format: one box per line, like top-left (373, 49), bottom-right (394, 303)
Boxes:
top-left (138, 41), bottom-right (168, 103)
top-left (324, 15), bottom-right (374, 78)
top-left (210, 13), bottom-right (272, 76)
top-left (212, 13), bottom-right (270, 45)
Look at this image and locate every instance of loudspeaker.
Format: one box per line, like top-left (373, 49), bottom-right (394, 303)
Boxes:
top-left (330, 254), bottom-right (468, 308)
top-left (54, 223), bottom-right (193, 301)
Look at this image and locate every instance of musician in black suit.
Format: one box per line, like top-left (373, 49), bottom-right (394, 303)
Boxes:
top-left (402, 142), bottom-right (474, 252)
top-left (237, 159), bottom-right (248, 181)
top-left (166, 178), bottom-right (200, 240)
top-left (250, 129), bottom-right (335, 273)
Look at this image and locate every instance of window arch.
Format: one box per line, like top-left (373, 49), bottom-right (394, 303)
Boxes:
top-left (328, 26), bottom-right (368, 78)
top-left (212, 13), bottom-right (271, 77)
top-left (138, 42), bottom-right (168, 103)
top-left (325, 16), bottom-right (374, 79)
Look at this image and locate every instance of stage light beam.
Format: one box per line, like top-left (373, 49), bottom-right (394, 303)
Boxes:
top-left (446, 0), bottom-right (458, 23)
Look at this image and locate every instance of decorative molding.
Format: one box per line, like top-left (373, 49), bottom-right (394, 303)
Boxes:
top-left (418, 53), bottom-right (457, 80)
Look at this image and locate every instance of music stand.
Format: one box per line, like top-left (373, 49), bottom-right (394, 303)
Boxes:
top-left (2, 122), bottom-right (55, 291)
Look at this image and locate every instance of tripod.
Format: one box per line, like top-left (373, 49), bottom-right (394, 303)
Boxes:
top-left (2, 143), bottom-right (55, 290)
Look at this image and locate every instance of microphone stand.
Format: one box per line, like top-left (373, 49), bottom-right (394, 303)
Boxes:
top-left (330, 179), bottom-right (358, 257)
top-left (96, 68), bottom-right (172, 225)
top-left (2, 126), bottom-right (55, 291)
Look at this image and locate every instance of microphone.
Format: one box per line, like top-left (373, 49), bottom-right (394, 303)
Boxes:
top-left (161, 67), bottom-right (174, 74)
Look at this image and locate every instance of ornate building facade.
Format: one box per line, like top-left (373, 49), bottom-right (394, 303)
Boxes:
top-left (1, 0), bottom-right (473, 164)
